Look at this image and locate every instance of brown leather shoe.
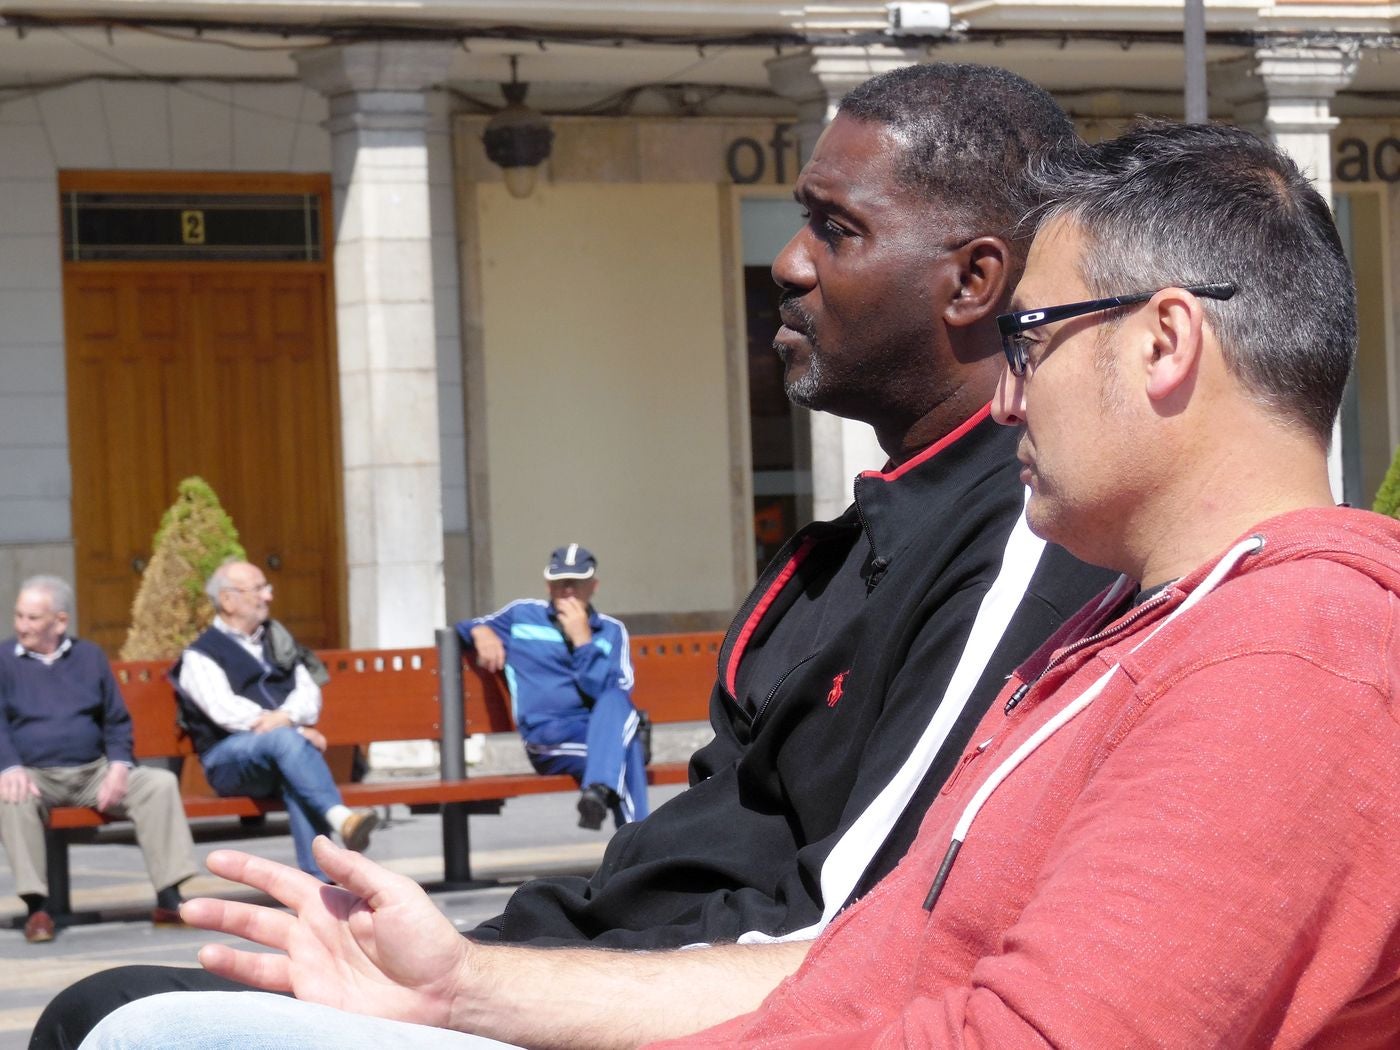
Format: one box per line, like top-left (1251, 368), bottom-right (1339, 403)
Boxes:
top-left (150, 906), bottom-right (186, 927)
top-left (340, 807), bottom-right (379, 852)
top-left (23, 911), bottom-right (54, 944)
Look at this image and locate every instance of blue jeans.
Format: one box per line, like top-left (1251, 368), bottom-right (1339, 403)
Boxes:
top-left (523, 688), bottom-right (649, 826)
top-left (79, 991), bottom-right (524, 1050)
top-left (201, 727), bottom-right (344, 879)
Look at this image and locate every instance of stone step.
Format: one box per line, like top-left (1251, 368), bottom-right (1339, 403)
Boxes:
top-left (366, 722), bottom-right (713, 779)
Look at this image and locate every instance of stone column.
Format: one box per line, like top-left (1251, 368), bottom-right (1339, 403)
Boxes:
top-left (767, 46), bottom-right (919, 516)
top-left (296, 41), bottom-right (456, 647)
top-left (1220, 43), bottom-right (1358, 498)
top-left (1221, 43), bottom-right (1358, 199)
top-left (766, 45), bottom-right (919, 168)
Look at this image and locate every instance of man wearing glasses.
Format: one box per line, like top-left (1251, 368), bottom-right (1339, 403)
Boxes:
top-left (175, 560), bottom-right (379, 880)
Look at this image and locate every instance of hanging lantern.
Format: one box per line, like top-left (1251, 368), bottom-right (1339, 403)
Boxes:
top-left (482, 58), bottom-right (554, 199)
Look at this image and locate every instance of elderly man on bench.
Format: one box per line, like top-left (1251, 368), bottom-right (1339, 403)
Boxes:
top-left (173, 560), bottom-right (379, 881)
top-left (459, 544), bottom-right (647, 831)
top-left (0, 575), bottom-right (197, 943)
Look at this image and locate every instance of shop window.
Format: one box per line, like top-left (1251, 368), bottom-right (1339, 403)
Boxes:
top-left (741, 198), bottom-right (811, 575)
top-left (1335, 191), bottom-right (1396, 506)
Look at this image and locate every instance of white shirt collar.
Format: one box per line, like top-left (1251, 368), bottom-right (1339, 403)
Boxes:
top-left (213, 615), bottom-right (265, 646)
top-left (14, 636), bottom-right (73, 666)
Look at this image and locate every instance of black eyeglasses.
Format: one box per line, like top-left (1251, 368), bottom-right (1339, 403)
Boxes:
top-left (997, 282), bottom-right (1236, 377)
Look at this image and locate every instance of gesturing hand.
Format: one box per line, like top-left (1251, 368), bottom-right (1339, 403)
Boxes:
top-left (182, 839), bottom-right (473, 1030)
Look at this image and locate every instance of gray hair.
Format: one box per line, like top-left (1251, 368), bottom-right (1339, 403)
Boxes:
top-left (204, 558), bottom-right (242, 606)
top-left (1020, 119), bottom-right (1355, 442)
top-left (20, 574), bottom-right (75, 616)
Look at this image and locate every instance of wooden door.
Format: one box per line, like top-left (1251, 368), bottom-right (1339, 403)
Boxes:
top-left (64, 263), bottom-right (343, 654)
top-left (66, 273), bottom-right (200, 652)
top-left (192, 271), bottom-right (340, 647)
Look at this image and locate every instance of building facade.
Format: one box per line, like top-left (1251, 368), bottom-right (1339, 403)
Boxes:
top-left (0, 1), bottom-right (1395, 648)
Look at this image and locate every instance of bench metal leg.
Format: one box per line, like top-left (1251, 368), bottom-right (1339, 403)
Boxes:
top-left (44, 829), bottom-right (73, 919)
top-left (441, 802), bottom-right (472, 885)
top-left (437, 628), bottom-right (477, 888)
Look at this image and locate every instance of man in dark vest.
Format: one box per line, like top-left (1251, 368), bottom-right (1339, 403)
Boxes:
top-left (174, 560), bottom-right (378, 881)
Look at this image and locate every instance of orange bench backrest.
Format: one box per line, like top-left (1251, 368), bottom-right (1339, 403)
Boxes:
top-left (113, 662), bottom-right (189, 759)
top-left (113, 631), bottom-right (721, 759)
top-left (314, 648), bottom-right (443, 744)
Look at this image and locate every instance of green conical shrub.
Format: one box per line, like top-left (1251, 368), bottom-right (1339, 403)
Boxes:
top-left (120, 477), bottom-right (246, 660)
top-left (1372, 446), bottom-right (1400, 519)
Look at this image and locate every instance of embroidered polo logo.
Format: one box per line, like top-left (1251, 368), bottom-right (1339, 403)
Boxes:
top-left (826, 670), bottom-right (849, 708)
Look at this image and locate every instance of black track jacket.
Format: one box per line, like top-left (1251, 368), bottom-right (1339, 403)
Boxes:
top-left (474, 407), bottom-right (1115, 948)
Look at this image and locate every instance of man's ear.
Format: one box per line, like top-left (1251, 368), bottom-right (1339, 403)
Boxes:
top-left (1141, 288), bottom-right (1208, 403)
top-left (943, 237), bottom-right (1011, 328)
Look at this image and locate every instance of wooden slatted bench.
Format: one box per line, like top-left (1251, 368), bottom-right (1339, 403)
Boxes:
top-left (39, 629), bottom-right (720, 918)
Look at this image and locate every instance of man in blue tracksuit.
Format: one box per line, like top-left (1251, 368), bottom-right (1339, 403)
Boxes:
top-left (457, 545), bottom-right (647, 830)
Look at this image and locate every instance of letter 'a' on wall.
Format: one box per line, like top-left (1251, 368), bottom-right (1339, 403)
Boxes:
top-left (1336, 136), bottom-right (1400, 184)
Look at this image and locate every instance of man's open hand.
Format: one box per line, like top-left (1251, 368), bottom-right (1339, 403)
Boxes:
top-left (182, 839), bottom-right (472, 1029)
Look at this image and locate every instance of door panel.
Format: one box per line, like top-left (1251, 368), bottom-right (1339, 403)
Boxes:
top-left (65, 265), bottom-right (342, 654)
top-left (197, 271), bottom-right (338, 647)
top-left (66, 273), bottom-right (199, 652)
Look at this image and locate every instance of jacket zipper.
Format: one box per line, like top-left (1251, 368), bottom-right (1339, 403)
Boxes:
top-left (851, 482), bottom-right (891, 592)
top-left (1004, 590), bottom-right (1176, 716)
top-left (717, 522), bottom-right (857, 718)
top-left (939, 736), bottom-right (995, 797)
top-left (750, 650), bottom-right (822, 728)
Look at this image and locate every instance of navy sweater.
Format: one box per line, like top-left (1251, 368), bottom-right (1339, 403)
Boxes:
top-left (0, 637), bottom-right (133, 770)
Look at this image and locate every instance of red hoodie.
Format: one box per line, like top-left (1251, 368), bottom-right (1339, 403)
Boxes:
top-left (656, 507), bottom-right (1400, 1049)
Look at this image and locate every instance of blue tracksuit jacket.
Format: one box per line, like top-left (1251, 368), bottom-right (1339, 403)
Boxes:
top-left (456, 600), bottom-right (647, 824)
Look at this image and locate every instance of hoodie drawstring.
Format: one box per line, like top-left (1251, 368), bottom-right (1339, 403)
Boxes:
top-left (922, 534), bottom-right (1266, 911)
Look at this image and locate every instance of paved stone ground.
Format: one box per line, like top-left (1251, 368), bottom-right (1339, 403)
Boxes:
top-left (0, 782), bottom-right (690, 1050)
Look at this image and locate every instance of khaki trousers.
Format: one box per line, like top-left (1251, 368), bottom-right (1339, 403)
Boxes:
top-left (0, 757), bottom-right (198, 899)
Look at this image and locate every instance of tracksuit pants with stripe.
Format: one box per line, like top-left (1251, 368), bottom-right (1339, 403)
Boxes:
top-left (521, 688), bottom-right (649, 827)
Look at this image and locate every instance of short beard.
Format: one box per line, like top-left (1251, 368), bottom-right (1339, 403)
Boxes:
top-left (781, 344), bottom-right (824, 408)
top-left (775, 297), bottom-right (825, 408)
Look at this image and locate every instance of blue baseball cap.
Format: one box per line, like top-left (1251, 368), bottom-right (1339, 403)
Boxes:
top-left (544, 544), bottom-right (596, 581)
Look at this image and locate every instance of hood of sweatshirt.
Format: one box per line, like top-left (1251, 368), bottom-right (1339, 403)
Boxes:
top-left (1011, 504), bottom-right (1400, 692)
